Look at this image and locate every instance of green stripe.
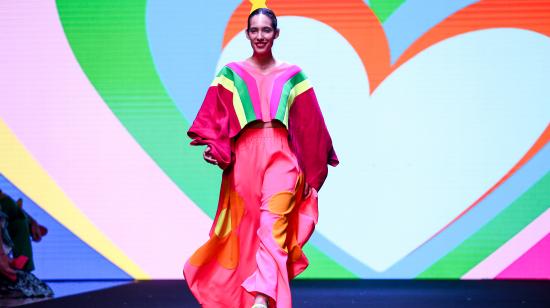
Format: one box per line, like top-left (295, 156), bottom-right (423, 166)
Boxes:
top-left (370, 0), bottom-right (406, 23)
top-left (57, 0), bottom-right (221, 218)
top-left (218, 67), bottom-right (257, 123)
top-left (299, 244), bottom-right (357, 279)
top-left (275, 71), bottom-right (307, 121)
top-left (417, 172), bottom-right (550, 278)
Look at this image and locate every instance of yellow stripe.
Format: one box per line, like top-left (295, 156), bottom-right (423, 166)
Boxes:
top-left (0, 119), bottom-right (149, 279)
top-left (284, 79), bottom-right (312, 125)
top-left (212, 76), bottom-right (248, 128)
top-left (283, 103), bottom-right (289, 127)
top-left (288, 79), bottom-right (312, 107)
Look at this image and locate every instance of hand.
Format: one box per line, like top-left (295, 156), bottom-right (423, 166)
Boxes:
top-left (203, 145), bottom-right (218, 165)
top-left (303, 182), bottom-right (312, 199)
top-left (29, 219), bottom-right (46, 242)
top-left (0, 253), bottom-right (16, 281)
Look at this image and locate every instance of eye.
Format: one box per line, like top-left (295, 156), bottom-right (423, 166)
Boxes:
top-left (262, 27), bottom-right (273, 33)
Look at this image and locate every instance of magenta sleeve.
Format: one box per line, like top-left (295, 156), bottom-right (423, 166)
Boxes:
top-left (187, 85), bottom-right (236, 170)
top-left (288, 88), bottom-right (339, 191)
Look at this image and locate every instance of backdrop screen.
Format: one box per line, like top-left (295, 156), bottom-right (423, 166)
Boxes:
top-left (1, 0), bottom-right (549, 279)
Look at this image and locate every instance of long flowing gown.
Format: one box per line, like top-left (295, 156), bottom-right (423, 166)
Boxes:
top-left (184, 61), bottom-right (338, 308)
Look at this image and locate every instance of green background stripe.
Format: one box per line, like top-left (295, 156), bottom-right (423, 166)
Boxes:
top-left (56, 0), bottom-right (222, 218)
top-left (301, 245), bottom-right (356, 278)
top-left (56, 0), bottom-right (352, 278)
top-left (418, 172), bottom-right (550, 278)
top-left (370, 0), bottom-right (407, 23)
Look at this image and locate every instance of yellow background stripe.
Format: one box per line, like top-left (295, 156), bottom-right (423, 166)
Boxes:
top-left (0, 119), bottom-right (149, 279)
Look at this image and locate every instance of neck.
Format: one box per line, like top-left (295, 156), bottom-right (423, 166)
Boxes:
top-left (250, 52), bottom-right (276, 69)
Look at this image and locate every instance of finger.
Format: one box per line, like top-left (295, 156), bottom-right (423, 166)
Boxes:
top-left (2, 266), bottom-right (16, 277)
top-left (39, 226), bottom-right (48, 237)
top-left (304, 183), bottom-right (312, 198)
top-left (204, 153), bottom-right (218, 164)
top-left (7, 264), bottom-right (17, 273)
top-left (206, 157), bottom-right (218, 165)
top-left (32, 228), bottom-right (42, 242)
top-left (35, 225), bottom-right (43, 240)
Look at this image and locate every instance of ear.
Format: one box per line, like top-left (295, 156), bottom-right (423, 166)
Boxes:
top-left (245, 29), bottom-right (251, 41)
top-left (274, 28), bottom-right (280, 40)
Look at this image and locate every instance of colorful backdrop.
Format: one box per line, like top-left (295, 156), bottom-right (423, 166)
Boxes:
top-left (0, 0), bottom-right (549, 280)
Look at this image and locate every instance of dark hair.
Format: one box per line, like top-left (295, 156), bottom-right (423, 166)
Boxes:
top-left (247, 8), bottom-right (277, 31)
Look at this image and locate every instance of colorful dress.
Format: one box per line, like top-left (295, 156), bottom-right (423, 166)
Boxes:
top-left (183, 61), bottom-right (338, 308)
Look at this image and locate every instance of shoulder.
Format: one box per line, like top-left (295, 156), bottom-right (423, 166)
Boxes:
top-left (216, 63), bottom-right (236, 74)
top-left (281, 63), bottom-right (310, 88)
top-left (283, 64), bottom-right (315, 105)
top-left (211, 63), bottom-right (242, 84)
top-left (215, 61), bottom-right (250, 79)
top-left (279, 62), bottom-right (308, 81)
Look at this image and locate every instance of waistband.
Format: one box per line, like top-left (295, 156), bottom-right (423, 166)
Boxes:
top-left (246, 120), bottom-right (286, 129)
top-left (235, 126), bottom-right (289, 146)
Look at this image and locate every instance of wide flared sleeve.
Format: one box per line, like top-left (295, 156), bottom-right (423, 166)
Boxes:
top-left (187, 80), bottom-right (239, 170)
top-left (288, 87), bottom-right (339, 191)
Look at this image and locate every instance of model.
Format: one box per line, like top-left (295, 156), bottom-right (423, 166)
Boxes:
top-left (183, 2), bottom-right (338, 307)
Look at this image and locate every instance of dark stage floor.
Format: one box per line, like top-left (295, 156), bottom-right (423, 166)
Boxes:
top-left (16, 279), bottom-right (550, 307)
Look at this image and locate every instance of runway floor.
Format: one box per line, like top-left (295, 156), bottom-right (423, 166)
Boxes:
top-left (9, 279), bottom-right (550, 307)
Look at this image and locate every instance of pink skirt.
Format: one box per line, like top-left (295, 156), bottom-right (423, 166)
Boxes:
top-left (183, 127), bottom-right (319, 308)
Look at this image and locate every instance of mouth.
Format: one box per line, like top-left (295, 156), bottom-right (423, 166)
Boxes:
top-left (255, 42), bottom-right (267, 48)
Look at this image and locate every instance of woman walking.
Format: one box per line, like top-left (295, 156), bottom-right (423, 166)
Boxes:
top-left (184, 3), bottom-right (338, 307)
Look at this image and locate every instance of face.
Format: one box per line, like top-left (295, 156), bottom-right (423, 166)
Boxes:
top-left (246, 14), bottom-right (279, 55)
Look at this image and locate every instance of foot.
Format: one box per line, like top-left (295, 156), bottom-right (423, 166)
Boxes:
top-left (252, 293), bottom-right (268, 308)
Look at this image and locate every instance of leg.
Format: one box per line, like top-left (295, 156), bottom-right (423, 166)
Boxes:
top-left (242, 148), bottom-right (300, 308)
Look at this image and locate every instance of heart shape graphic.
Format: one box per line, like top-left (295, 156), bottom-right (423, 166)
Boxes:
top-left (218, 17), bottom-right (550, 272)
